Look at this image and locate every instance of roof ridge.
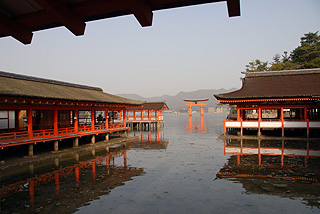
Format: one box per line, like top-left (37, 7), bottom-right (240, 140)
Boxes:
top-left (242, 68), bottom-right (320, 77)
top-left (0, 71), bottom-right (102, 91)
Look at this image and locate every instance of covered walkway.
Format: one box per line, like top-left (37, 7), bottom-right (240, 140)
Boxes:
top-left (0, 71), bottom-right (144, 155)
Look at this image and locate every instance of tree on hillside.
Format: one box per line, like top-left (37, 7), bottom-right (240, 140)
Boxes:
top-left (269, 51), bottom-right (298, 71)
top-left (245, 59), bottom-right (269, 72)
top-left (246, 31), bottom-right (320, 72)
top-left (290, 31), bottom-right (320, 68)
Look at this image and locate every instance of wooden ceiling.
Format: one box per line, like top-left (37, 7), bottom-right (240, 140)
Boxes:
top-left (0, 0), bottom-right (240, 44)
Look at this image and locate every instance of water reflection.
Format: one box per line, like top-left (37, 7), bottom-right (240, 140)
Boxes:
top-left (218, 138), bottom-right (320, 208)
top-left (129, 129), bottom-right (168, 150)
top-left (0, 146), bottom-right (144, 214)
top-left (186, 115), bottom-right (207, 133)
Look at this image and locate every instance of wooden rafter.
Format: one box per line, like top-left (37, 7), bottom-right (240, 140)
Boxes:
top-left (226, 0), bottom-right (240, 17)
top-left (34, 0), bottom-right (86, 36)
top-left (128, 0), bottom-right (153, 27)
top-left (0, 10), bottom-right (33, 44)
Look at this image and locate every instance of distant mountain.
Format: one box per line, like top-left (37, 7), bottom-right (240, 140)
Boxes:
top-left (117, 88), bottom-right (238, 111)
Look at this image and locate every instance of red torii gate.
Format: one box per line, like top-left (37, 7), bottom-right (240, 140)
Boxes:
top-left (183, 98), bottom-right (209, 116)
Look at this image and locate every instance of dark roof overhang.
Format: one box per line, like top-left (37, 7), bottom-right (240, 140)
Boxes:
top-left (0, 0), bottom-right (241, 44)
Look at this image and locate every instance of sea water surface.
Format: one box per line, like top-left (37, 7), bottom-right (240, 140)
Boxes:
top-left (1, 113), bottom-right (319, 213)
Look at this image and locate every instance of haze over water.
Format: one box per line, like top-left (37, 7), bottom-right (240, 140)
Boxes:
top-left (1, 113), bottom-right (319, 213)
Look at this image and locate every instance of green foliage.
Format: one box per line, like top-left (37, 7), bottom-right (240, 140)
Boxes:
top-left (245, 31), bottom-right (320, 72)
top-left (245, 59), bottom-right (269, 72)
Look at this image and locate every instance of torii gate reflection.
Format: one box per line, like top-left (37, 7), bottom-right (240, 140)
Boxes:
top-left (184, 99), bottom-right (208, 133)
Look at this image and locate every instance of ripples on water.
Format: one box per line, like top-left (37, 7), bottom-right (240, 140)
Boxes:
top-left (0, 113), bottom-right (319, 213)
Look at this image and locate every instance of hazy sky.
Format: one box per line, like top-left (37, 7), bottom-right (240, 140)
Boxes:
top-left (1, 0), bottom-right (319, 97)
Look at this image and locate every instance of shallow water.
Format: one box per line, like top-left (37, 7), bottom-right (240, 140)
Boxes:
top-left (1, 113), bottom-right (320, 213)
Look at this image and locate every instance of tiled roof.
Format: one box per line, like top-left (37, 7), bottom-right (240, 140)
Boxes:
top-left (127, 102), bottom-right (169, 110)
top-left (214, 68), bottom-right (320, 101)
top-left (0, 71), bottom-right (145, 106)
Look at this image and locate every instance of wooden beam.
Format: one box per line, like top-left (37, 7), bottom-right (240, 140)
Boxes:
top-left (129, 0), bottom-right (153, 27)
top-left (34, 0), bottom-right (86, 36)
top-left (226, 0), bottom-right (241, 17)
top-left (0, 11), bottom-right (33, 44)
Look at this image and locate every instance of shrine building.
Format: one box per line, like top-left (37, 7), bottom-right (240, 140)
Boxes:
top-left (214, 68), bottom-right (320, 137)
top-left (0, 71), bottom-right (144, 155)
top-left (126, 102), bottom-right (169, 131)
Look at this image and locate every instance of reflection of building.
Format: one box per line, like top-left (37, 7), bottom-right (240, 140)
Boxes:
top-left (126, 102), bottom-right (169, 131)
top-left (0, 147), bottom-right (144, 214)
top-left (129, 129), bottom-right (168, 150)
top-left (0, 71), bottom-right (143, 156)
top-left (217, 138), bottom-right (320, 208)
top-left (214, 69), bottom-right (320, 137)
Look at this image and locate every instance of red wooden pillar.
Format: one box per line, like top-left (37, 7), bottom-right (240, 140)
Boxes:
top-left (91, 110), bottom-right (95, 131)
top-left (148, 110), bottom-right (151, 120)
top-left (126, 110), bottom-right (129, 121)
top-left (237, 107), bottom-right (241, 121)
top-left (258, 139), bottom-right (261, 166)
top-left (134, 110), bottom-right (136, 120)
top-left (105, 110), bottom-right (109, 129)
top-left (123, 109), bottom-right (127, 127)
top-left (305, 107), bottom-right (309, 137)
top-left (141, 110), bottom-right (143, 120)
top-left (27, 108), bottom-right (33, 138)
top-left (54, 109), bottom-right (58, 136)
top-left (258, 107), bottom-right (261, 136)
top-left (162, 109), bottom-right (165, 120)
top-left (281, 107), bottom-right (284, 137)
top-left (200, 103), bottom-right (204, 116)
top-left (74, 109), bottom-right (78, 133)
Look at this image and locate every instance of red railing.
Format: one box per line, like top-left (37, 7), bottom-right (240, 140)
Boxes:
top-left (108, 123), bottom-right (124, 129)
top-left (0, 131), bottom-right (29, 142)
top-left (127, 116), bottom-right (161, 121)
top-left (95, 124), bottom-right (106, 131)
top-left (32, 129), bottom-right (55, 138)
top-left (78, 125), bottom-right (92, 133)
top-left (0, 123), bottom-right (127, 145)
top-left (57, 127), bottom-right (76, 135)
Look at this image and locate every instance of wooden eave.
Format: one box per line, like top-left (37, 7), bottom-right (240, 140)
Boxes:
top-left (0, 0), bottom-right (241, 44)
top-left (0, 96), bottom-right (143, 109)
top-left (216, 97), bottom-right (320, 104)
